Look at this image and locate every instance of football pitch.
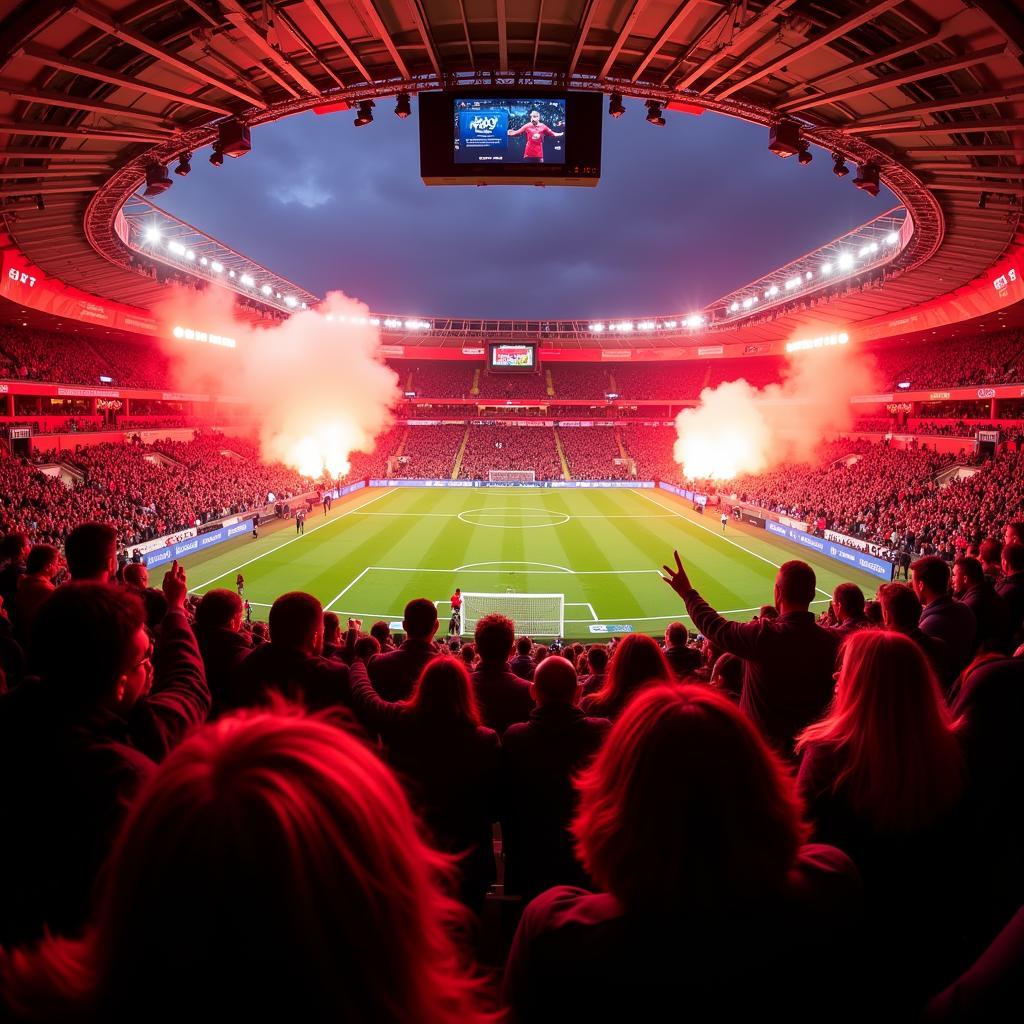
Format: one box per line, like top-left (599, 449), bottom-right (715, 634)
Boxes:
top-left (174, 485), bottom-right (883, 639)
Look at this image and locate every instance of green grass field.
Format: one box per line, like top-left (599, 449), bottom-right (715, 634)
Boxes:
top-left (172, 486), bottom-right (882, 639)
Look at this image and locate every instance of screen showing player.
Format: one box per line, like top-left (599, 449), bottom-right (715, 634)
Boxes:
top-left (489, 343), bottom-right (536, 370)
top-left (454, 98), bottom-right (566, 165)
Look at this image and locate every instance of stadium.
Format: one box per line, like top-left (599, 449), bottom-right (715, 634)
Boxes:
top-left (0, 0), bottom-right (1022, 1018)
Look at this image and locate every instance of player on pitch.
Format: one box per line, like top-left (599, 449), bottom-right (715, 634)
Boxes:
top-left (449, 587), bottom-right (462, 637)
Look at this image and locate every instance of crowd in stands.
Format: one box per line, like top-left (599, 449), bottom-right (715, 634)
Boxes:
top-left (458, 425), bottom-right (562, 480)
top-left (619, 424), bottom-right (679, 479)
top-left (407, 361), bottom-right (475, 398)
top-left (0, 510), bottom-right (1020, 1019)
top-left (393, 425), bottom-right (465, 479)
top-left (476, 370), bottom-right (550, 400)
top-left (557, 425), bottom-right (631, 480)
top-left (0, 433), bottom-right (311, 551)
top-left (871, 330), bottom-right (1024, 390)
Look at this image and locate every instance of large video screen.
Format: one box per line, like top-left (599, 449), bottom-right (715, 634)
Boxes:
top-left (420, 91), bottom-right (601, 187)
top-left (489, 343), bottom-right (537, 371)
top-left (454, 98), bottom-right (566, 165)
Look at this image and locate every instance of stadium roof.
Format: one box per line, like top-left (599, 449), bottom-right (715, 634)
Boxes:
top-left (0, 0), bottom-right (1022, 346)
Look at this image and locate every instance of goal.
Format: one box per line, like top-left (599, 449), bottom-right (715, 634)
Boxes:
top-left (461, 591), bottom-right (565, 638)
top-left (488, 469), bottom-right (535, 483)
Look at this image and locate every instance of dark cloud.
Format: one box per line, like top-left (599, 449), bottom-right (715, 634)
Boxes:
top-left (155, 99), bottom-right (894, 319)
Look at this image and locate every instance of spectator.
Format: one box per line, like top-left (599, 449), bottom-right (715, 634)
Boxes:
top-left (504, 686), bottom-right (863, 1020)
top-left (0, 532), bottom-right (29, 610)
top-left (580, 644), bottom-right (608, 696)
top-left (877, 582), bottom-right (953, 690)
top-left (459, 641), bottom-right (476, 669)
top-left (0, 563), bottom-right (209, 946)
top-left (228, 592), bottom-right (349, 713)
top-left (1004, 521), bottom-right (1024, 547)
top-left (829, 582), bottom-right (871, 638)
top-left (471, 614), bottom-right (534, 734)
top-left (500, 656), bottom-right (611, 901)
top-left (322, 611), bottom-right (343, 659)
top-left (0, 714), bottom-right (493, 1022)
top-left (995, 542), bottom-right (1024, 644)
top-left (194, 589), bottom-right (251, 716)
top-left (368, 598), bottom-right (438, 702)
top-left (663, 553), bottom-right (840, 757)
top-left (979, 539), bottom-right (1004, 584)
top-left (796, 631), bottom-right (970, 1007)
top-left (710, 652), bottom-right (743, 702)
top-left (953, 556), bottom-right (1010, 653)
top-left (913, 555), bottom-right (978, 673)
top-left (122, 562), bottom-right (149, 590)
top-left (10, 543), bottom-right (59, 645)
top-left (64, 521), bottom-right (117, 582)
top-left (369, 619), bottom-right (394, 653)
top-left (663, 621), bottom-right (702, 679)
top-left (349, 655), bottom-right (499, 910)
top-left (581, 633), bottom-right (672, 721)
top-left (509, 635), bottom-right (536, 681)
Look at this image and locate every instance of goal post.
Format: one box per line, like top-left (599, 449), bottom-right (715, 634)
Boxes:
top-left (461, 592), bottom-right (565, 638)
top-left (488, 469), bottom-right (535, 483)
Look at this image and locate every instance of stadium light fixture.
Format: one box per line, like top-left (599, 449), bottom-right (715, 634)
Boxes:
top-left (685, 314), bottom-right (704, 329)
top-left (284, 295), bottom-right (298, 308)
top-left (767, 285), bottom-right (779, 297)
top-left (897, 381), bottom-right (912, 390)
top-left (218, 121), bottom-right (251, 158)
top-left (240, 273), bottom-right (255, 287)
top-left (837, 252), bottom-right (854, 270)
top-left (821, 262), bottom-right (833, 275)
top-left (143, 163), bottom-right (172, 197)
top-left (797, 142), bottom-right (813, 165)
top-left (805, 271), bottom-right (813, 279)
top-left (144, 225), bottom-right (161, 245)
top-left (395, 93), bottom-right (411, 119)
top-left (886, 231), bottom-right (899, 245)
top-left (663, 320), bottom-right (677, 329)
top-left (168, 240), bottom-right (186, 255)
top-left (741, 297), bottom-right (757, 309)
top-left (260, 284), bottom-right (272, 296)
top-left (858, 244), bottom-right (871, 258)
top-left (832, 154), bottom-right (849, 177)
top-left (785, 276), bottom-right (801, 290)
top-left (354, 100), bottom-right (375, 127)
top-left (200, 257), bottom-right (208, 266)
top-left (210, 261), bottom-right (223, 273)
top-left (608, 93), bottom-right (625, 118)
top-left (637, 320), bottom-right (655, 331)
top-left (729, 302), bottom-right (740, 312)
top-left (185, 250), bottom-right (195, 260)
top-left (645, 100), bottom-right (665, 127)
top-left (852, 162), bottom-right (880, 197)
top-left (589, 323), bottom-right (605, 332)
top-left (209, 147), bottom-right (224, 167)
top-left (174, 152), bottom-right (192, 176)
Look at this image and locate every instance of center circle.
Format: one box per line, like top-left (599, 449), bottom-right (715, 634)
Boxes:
top-left (457, 506), bottom-right (570, 529)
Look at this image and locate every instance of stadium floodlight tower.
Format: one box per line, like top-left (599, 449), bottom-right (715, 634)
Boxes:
top-left (461, 592), bottom-right (565, 640)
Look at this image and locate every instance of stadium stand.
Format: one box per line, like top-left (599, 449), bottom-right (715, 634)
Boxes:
top-left (394, 425), bottom-right (466, 478)
top-left (458, 424), bottom-right (562, 480)
top-left (557, 425), bottom-right (631, 479)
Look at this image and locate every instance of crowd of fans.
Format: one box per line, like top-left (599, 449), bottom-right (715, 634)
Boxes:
top-left (458, 425), bottom-right (563, 481)
top-left (0, 513), bottom-right (1020, 1019)
top-left (393, 425), bottom-right (466, 479)
top-left (556, 425), bottom-right (631, 480)
top-left (619, 424), bottom-right (679, 479)
top-left (871, 330), bottom-right (1024, 390)
top-left (0, 433), bottom-right (311, 551)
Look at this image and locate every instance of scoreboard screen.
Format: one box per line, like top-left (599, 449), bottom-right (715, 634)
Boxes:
top-left (454, 98), bottom-right (566, 165)
top-left (488, 343), bottom-right (537, 371)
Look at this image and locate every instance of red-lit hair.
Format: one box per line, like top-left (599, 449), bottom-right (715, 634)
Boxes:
top-left (796, 630), bottom-right (964, 831)
top-left (1, 713), bottom-right (494, 1023)
top-left (574, 685), bottom-right (807, 913)
top-left (587, 633), bottom-right (672, 717)
top-left (404, 656), bottom-right (482, 727)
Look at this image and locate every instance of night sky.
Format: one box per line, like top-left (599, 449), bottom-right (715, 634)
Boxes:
top-left (155, 98), bottom-right (894, 320)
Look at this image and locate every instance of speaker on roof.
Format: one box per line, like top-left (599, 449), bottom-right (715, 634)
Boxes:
top-left (218, 120), bottom-right (251, 158)
top-left (768, 121), bottom-right (801, 157)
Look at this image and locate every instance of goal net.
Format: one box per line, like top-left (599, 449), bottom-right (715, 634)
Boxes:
top-left (461, 592), bottom-right (565, 638)
top-left (488, 469), bottom-right (535, 483)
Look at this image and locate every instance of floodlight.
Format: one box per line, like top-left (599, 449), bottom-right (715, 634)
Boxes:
top-left (832, 154), bottom-right (849, 177)
top-left (209, 147), bottom-right (224, 167)
top-left (395, 93), bottom-right (411, 119)
top-left (174, 152), bottom-right (192, 176)
top-left (645, 100), bottom-right (665, 126)
top-left (354, 100), bottom-right (375, 127)
top-left (608, 93), bottom-right (625, 118)
top-left (143, 163), bottom-right (172, 196)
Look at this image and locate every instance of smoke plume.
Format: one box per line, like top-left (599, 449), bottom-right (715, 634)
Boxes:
top-left (152, 285), bottom-right (400, 478)
top-left (674, 343), bottom-right (880, 479)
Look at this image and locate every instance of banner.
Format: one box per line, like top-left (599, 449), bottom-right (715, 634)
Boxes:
top-left (740, 511), bottom-right (765, 527)
top-left (589, 624), bottom-right (634, 634)
top-left (824, 529), bottom-right (893, 559)
top-left (368, 479), bottom-right (655, 489)
top-left (143, 518), bottom-right (253, 567)
top-left (127, 527), bottom-right (197, 560)
top-left (766, 520), bottom-right (893, 580)
top-left (778, 515), bottom-right (808, 532)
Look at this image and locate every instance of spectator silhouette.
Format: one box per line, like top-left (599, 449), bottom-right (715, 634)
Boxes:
top-left (471, 614), bottom-right (534, 734)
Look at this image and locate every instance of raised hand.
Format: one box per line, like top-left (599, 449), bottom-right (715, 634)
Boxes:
top-left (661, 550), bottom-right (693, 598)
top-left (162, 559), bottom-right (188, 609)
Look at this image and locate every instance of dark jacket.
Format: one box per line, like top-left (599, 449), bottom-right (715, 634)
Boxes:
top-left (349, 660), bottom-right (499, 907)
top-left (683, 589), bottom-right (841, 756)
top-left (900, 626), bottom-right (956, 695)
top-left (228, 643), bottom-right (349, 713)
top-left (472, 660), bottom-right (535, 735)
top-left (995, 571), bottom-right (1024, 644)
top-left (958, 583), bottom-right (1010, 654)
top-left (197, 625), bottom-right (252, 716)
top-left (830, 613), bottom-right (872, 640)
top-left (503, 846), bottom-right (864, 1023)
top-left (367, 638), bottom-right (438, 701)
top-left (0, 608), bottom-right (209, 946)
top-left (500, 704), bottom-right (610, 899)
top-left (664, 643), bottom-right (703, 680)
top-left (920, 595), bottom-right (977, 674)
top-left (509, 653), bottom-right (536, 681)
top-left (10, 573), bottom-right (54, 646)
